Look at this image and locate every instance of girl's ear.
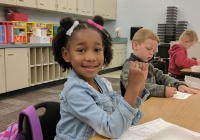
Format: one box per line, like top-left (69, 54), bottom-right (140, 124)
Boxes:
top-left (61, 47), bottom-right (70, 62)
top-left (132, 41), bottom-right (138, 50)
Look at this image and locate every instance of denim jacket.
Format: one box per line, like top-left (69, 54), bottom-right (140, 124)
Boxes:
top-left (56, 69), bottom-right (149, 140)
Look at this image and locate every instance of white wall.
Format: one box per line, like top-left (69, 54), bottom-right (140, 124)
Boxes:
top-left (1, 0), bottom-right (200, 58)
top-left (106, 0), bottom-right (200, 58)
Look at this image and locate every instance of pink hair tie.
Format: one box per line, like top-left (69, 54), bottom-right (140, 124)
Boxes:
top-left (87, 19), bottom-right (103, 30)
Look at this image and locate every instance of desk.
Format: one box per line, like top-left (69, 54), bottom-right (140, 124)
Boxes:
top-left (91, 89), bottom-right (200, 140)
top-left (180, 68), bottom-right (200, 77)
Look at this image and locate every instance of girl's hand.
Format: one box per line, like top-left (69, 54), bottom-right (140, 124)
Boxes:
top-left (127, 61), bottom-right (145, 90)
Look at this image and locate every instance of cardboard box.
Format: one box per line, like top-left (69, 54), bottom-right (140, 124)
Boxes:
top-left (30, 36), bottom-right (50, 43)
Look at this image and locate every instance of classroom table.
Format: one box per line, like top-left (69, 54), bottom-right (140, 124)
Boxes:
top-left (180, 68), bottom-right (200, 77)
top-left (90, 89), bottom-right (200, 140)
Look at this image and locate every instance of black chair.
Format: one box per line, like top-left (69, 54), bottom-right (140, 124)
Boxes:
top-left (150, 60), bottom-right (166, 74)
top-left (120, 81), bottom-right (126, 97)
top-left (23, 101), bottom-right (60, 140)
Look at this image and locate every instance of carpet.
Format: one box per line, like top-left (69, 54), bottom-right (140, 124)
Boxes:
top-left (0, 77), bottom-right (120, 132)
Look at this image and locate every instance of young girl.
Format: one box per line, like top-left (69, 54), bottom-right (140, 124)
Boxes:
top-left (52, 15), bottom-right (150, 140)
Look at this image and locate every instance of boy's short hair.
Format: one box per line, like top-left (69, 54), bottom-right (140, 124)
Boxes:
top-left (132, 28), bottom-right (160, 44)
top-left (179, 30), bottom-right (198, 42)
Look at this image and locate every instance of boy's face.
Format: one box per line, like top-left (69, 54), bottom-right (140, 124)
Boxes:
top-left (133, 39), bottom-right (158, 62)
top-left (182, 40), bottom-right (196, 49)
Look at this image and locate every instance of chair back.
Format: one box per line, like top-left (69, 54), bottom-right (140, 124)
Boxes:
top-left (150, 60), bottom-right (166, 73)
top-left (23, 101), bottom-right (60, 140)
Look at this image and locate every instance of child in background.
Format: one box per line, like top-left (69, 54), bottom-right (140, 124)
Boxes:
top-left (168, 30), bottom-right (200, 79)
top-left (120, 28), bottom-right (197, 98)
top-left (52, 15), bottom-right (150, 140)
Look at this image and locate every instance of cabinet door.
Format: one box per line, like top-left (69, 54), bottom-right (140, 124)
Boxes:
top-left (0, 49), bottom-right (6, 94)
top-left (57, 0), bottom-right (68, 12)
top-left (77, 0), bottom-right (85, 15)
top-left (106, 0), bottom-right (116, 19)
top-left (94, 0), bottom-right (105, 17)
top-left (68, 0), bottom-right (77, 14)
top-left (5, 48), bottom-right (29, 92)
top-left (17, 0), bottom-right (36, 8)
top-left (37, 0), bottom-right (56, 11)
top-left (0, 0), bottom-right (16, 5)
top-left (118, 49), bottom-right (126, 66)
top-left (111, 49), bottom-right (119, 68)
top-left (85, 0), bottom-right (93, 16)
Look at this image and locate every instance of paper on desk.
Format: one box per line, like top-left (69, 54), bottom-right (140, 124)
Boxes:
top-left (171, 91), bottom-right (192, 99)
top-left (113, 118), bottom-right (200, 140)
top-left (185, 76), bottom-right (200, 89)
top-left (191, 66), bottom-right (200, 72)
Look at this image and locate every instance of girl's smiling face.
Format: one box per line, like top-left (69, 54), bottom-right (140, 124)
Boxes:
top-left (62, 28), bottom-right (104, 83)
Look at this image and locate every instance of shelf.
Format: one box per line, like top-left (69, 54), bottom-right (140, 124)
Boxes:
top-left (36, 66), bottom-right (43, 84)
top-left (43, 65), bottom-right (49, 82)
top-left (27, 32), bottom-right (33, 34)
top-left (42, 47), bottom-right (48, 64)
top-left (30, 67), bottom-right (37, 85)
top-left (36, 47), bottom-right (42, 64)
top-left (55, 64), bottom-right (60, 80)
top-left (49, 64), bottom-right (55, 81)
top-left (14, 27), bottom-right (26, 29)
top-left (30, 48), bottom-right (36, 65)
top-left (49, 47), bottom-right (54, 63)
top-left (30, 65), bottom-right (35, 67)
top-left (60, 67), bottom-right (67, 78)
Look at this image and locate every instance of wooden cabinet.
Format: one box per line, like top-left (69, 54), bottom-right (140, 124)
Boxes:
top-left (0, 0), bottom-right (16, 5)
top-left (109, 44), bottom-right (126, 68)
top-left (29, 47), bottom-right (68, 86)
top-left (85, 0), bottom-right (93, 16)
top-left (0, 49), bottom-right (6, 94)
top-left (105, 0), bottom-right (117, 20)
top-left (37, 0), bottom-right (56, 11)
top-left (68, 0), bottom-right (77, 14)
top-left (16, 0), bottom-right (36, 8)
top-left (57, 0), bottom-right (68, 12)
top-left (78, 0), bottom-right (93, 16)
top-left (94, 0), bottom-right (105, 17)
top-left (5, 48), bottom-right (29, 92)
top-left (94, 0), bottom-right (116, 20)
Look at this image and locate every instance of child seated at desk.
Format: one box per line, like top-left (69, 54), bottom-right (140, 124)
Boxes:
top-left (120, 28), bottom-right (197, 98)
top-left (52, 15), bottom-right (150, 140)
top-left (168, 30), bottom-right (200, 79)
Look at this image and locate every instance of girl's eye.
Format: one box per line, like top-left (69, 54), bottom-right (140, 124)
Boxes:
top-left (77, 49), bottom-right (85, 52)
top-left (95, 48), bottom-right (102, 52)
top-left (147, 48), bottom-right (151, 50)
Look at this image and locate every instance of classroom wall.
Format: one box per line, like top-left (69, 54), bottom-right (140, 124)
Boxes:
top-left (105, 0), bottom-right (200, 58)
top-left (1, 0), bottom-right (200, 58)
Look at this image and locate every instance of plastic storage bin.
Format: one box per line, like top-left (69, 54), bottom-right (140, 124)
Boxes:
top-left (7, 12), bottom-right (28, 21)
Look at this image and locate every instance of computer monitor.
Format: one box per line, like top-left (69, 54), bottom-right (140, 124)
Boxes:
top-left (157, 44), bottom-right (170, 58)
top-left (130, 27), bottom-right (142, 40)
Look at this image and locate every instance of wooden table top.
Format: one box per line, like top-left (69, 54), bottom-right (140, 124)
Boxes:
top-left (91, 89), bottom-right (200, 140)
top-left (180, 68), bottom-right (200, 76)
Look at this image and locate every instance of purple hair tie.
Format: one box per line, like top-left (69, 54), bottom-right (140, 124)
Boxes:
top-left (87, 19), bottom-right (103, 30)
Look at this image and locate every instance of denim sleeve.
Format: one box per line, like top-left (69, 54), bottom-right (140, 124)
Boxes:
top-left (65, 84), bottom-right (147, 139)
top-left (131, 88), bottom-right (149, 125)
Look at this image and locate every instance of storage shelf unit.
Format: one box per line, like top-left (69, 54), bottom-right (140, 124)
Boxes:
top-left (29, 46), bottom-right (68, 86)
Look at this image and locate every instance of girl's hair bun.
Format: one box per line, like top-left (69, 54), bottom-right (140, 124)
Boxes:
top-left (93, 15), bottom-right (104, 26)
top-left (60, 17), bottom-right (74, 31)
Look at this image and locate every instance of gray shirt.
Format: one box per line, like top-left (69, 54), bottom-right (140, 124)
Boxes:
top-left (120, 53), bottom-right (184, 97)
